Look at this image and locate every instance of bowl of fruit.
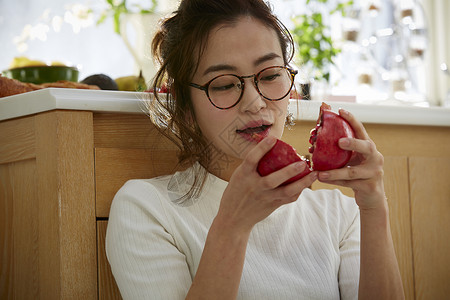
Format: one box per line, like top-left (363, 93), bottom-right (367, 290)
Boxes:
top-left (2, 57), bottom-right (79, 84)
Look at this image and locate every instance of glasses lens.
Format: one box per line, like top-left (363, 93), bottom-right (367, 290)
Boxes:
top-left (257, 67), bottom-right (293, 100)
top-left (208, 75), bottom-right (242, 109)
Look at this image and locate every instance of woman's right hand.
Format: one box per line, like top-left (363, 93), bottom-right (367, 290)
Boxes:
top-left (215, 136), bottom-right (318, 233)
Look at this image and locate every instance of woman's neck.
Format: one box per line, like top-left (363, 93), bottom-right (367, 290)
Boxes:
top-left (201, 148), bottom-right (242, 182)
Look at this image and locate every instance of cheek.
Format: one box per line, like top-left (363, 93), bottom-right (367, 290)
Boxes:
top-left (272, 100), bottom-right (289, 124)
top-left (191, 92), bottom-right (212, 128)
top-left (191, 99), bottom-right (228, 143)
top-left (269, 100), bottom-right (289, 138)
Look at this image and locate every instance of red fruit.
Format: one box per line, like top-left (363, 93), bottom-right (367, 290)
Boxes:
top-left (159, 83), bottom-right (169, 93)
top-left (145, 83), bottom-right (169, 94)
top-left (309, 103), bottom-right (355, 171)
top-left (255, 134), bottom-right (312, 186)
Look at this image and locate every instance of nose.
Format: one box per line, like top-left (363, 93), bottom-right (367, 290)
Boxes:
top-left (239, 77), bottom-right (266, 113)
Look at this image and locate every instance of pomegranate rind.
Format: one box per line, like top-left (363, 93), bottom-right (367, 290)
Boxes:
top-left (309, 103), bottom-right (355, 171)
top-left (257, 139), bottom-right (312, 186)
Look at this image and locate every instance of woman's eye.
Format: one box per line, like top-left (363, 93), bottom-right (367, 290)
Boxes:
top-left (260, 73), bottom-right (281, 81)
top-left (211, 83), bottom-right (235, 91)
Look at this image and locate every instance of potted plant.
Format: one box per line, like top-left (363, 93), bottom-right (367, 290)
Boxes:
top-left (97, 0), bottom-right (158, 34)
top-left (96, 0), bottom-right (162, 83)
top-left (290, 0), bottom-right (353, 99)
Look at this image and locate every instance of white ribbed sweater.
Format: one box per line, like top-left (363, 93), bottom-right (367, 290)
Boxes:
top-left (106, 165), bottom-right (360, 300)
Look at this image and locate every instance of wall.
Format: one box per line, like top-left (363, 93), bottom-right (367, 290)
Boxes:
top-left (0, 0), bottom-right (179, 81)
top-left (0, 0), bottom-right (447, 105)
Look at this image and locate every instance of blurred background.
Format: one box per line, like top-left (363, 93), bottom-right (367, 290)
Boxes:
top-left (1, 0), bottom-right (449, 106)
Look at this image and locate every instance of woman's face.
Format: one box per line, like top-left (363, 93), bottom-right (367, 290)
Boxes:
top-left (190, 16), bottom-right (289, 178)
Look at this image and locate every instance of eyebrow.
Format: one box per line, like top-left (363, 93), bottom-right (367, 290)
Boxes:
top-left (202, 52), bottom-right (282, 76)
top-left (253, 53), bottom-right (282, 67)
top-left (202, 64), bottom-right (237, 76)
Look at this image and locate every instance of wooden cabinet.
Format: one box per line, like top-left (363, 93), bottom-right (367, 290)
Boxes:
top-left (408, 157), bottom-right (450, 299)
top-left (1, 111), bottom-right (97, 299)
top-left (0, 111), bottom-right (177, 300)
top-left (283, 121), bottom-right (450, 300)
top-left (1, 109), bottom-right (449, 299)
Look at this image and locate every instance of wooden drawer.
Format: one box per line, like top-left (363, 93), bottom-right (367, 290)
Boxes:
top-left (94, 148), bottom-right (179, 218)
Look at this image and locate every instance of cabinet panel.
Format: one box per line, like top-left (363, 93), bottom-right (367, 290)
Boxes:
top-left (35, 111), bottom-right (97, 299)
top-left (1, 159), bottom-right (41, 299)
top-left (0, 116), bottom-right (35, 164)
top-left (95, 148), bottom-right (180, 218)
top-left (0, 163), bottom-right (14, 300)
top-left (383, 156), bottom-right (414, 300)
top-left (12, 160), bottom-right (39, 299)
top-left (312, 156), bottom-right (414, 299)
top-left (409, 157), bottom-right (450, 300)
top-left (93, 113), bottom-right (175, 150)
top-left (97, 221), bottom-right (122, 300)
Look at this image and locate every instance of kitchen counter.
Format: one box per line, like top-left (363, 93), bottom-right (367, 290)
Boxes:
top-left (1, 88), bottom-right (449, 299)
top-left (0, 88), bottom-right (449, 126)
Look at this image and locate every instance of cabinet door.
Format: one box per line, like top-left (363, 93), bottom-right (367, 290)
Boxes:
top-left (95, 148), bottom-right (179, 218)
top-left (1, 111), bottom-right (97, 299)
top-left (383, 157), bottom-right (414, 300)
top-left (97, 221), bottom-right (122, 300)
top-left (313, 156), bottom-right (415, 299)
top-left (409, 157), bottom-right (450, 300)
top-left (0, 160), bottom-right (39, 300)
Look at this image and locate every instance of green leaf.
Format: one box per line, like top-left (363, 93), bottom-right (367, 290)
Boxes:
top-left (151, 0), bottom-right (158, 10)
top-left (290, 0), bottom-right (355, 82)
top-left (113, 11), bottom-right (121, 34)
top-left (312, 13), bottom-right (322, 24)
top-left (97, 11), bottom-right (108, 25)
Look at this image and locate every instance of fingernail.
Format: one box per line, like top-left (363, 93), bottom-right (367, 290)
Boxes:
top-left (295, 161), bottom-right (305, 171)
top-left (339, 138), bottom-right (350, 147)
top-left (265, 136), bottom-right (276, 144)
top-left (340, 108), bottom-right (349, 115)
top-left (319, 172), bottom-right (330, 180)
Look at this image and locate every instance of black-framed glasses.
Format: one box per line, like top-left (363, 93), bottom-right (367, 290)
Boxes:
top-left (189, 66), bottom-right (297, 110)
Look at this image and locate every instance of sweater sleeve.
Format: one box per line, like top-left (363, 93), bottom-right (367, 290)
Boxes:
top-left (338, 193), bottom-right (361, 300)
top-left (105, 180), bottom-right (192, 300)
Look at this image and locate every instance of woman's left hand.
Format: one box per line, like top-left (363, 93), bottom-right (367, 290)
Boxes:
top-left (317, 108), bottom-right (386, 210)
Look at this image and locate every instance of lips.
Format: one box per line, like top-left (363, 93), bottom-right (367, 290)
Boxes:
top-left (236, 121), bottom-right (272, 141)
top-left (236, 124), bottom-right (270, 134)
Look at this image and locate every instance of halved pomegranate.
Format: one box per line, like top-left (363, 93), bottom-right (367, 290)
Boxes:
top-left (255, 103), bottom-right (355, 186)
top-left (254, 134), bottom-right (312, 186)
top-left (308, 102), bottom-right (355, 171)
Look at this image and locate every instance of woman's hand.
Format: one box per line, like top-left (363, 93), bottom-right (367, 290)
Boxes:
top-left (188, 137), bottom-right (317, 300)
top-left (318, 110), bottom-right (405, 299)
top-left (216, 136), bottom-right (318, 233)
top-left (317, 109), bottom-right (386, 210)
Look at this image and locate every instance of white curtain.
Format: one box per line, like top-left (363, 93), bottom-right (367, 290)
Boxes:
top-left (422, 0), bottom-right (450, 106)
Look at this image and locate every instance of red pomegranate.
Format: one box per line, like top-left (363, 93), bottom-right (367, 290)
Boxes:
top-left (308, 103), bottom-right (355, 171)
top-left (255, 134), bottom-right (312, 186)
top-left (255, 102), bottom-right (355, 186)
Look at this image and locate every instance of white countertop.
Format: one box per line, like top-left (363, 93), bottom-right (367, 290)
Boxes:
top-left (1, 88), bottom-right (449, 126)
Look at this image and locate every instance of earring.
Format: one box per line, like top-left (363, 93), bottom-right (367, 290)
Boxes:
top-left (285, 112), bottom-right (295, 129)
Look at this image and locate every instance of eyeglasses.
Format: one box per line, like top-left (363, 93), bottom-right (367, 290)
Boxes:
top-left (189, 66), bottom-right (297, 110)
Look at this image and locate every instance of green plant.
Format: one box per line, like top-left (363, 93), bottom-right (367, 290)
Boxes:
top-left (97, 0), bottom-right (158, 34)
top-left (291, 0), bottom-right (353, 82)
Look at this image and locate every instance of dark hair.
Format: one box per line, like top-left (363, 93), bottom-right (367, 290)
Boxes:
top-left (149, 0), bottom-right (294, 201)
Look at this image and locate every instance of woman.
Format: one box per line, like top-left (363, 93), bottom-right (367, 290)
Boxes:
top-left (106, 0), bottom-right (405, 299)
